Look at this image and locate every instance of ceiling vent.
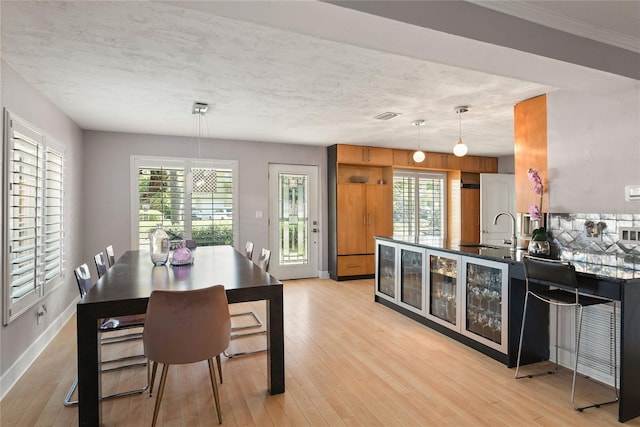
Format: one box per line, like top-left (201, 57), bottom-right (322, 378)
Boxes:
top-left (373, 112), bottom-right (401, 120)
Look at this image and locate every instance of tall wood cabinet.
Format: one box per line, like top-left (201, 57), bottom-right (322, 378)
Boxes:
top-left (328, 145), bottom-right (393, 280)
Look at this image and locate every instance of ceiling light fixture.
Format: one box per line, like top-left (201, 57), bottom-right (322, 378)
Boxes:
top-left (453, 106), bottom-right (468, 157)
top-left (412, 119), bottom-right (426, 163)
top-left (373, 112), bottom-right (401, 121)
top-left (192, 101), bottom-right (209, 159)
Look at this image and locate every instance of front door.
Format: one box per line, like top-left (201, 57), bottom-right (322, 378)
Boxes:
top-left (268, 164), bottom-right (319, 279)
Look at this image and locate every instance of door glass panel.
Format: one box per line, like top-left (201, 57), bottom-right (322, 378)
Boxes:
top-left (400, 248), bottom-right (422, 309)
top-left (377, 245), bottom-right (396, 297)
top-left (278, 173), bottom-right (308, 265)
top-left (429, 254), bottom-right (457, 325)
top-left (465, 262), bottom-right (503, 344)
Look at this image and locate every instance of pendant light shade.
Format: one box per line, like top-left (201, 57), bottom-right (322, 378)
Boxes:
top-left (412, 119), bottom-right (426, 163)
top-left (453, 106), bottom-right (468, 157)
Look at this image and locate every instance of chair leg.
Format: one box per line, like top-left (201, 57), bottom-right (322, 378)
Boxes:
top-left (208, 358), bottom-right (223, 424)
top-left (216, 354), bottom-right (223, 384)
top-left (149, 361), bottom-right (159, 397)
top-left (571, 305), bottom-right (583, 410)
top-left (515, 292), bottom-right (529, 379)
top-left (151, 364), bottom-right (169, 427)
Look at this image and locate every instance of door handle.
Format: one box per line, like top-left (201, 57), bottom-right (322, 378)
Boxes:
top-left (312, 228), bottom-right (319, 233)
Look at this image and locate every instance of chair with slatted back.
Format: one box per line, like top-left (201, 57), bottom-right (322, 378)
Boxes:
top-left (64, 263), bottom-right (147, 406)
top-left (105, 244), bottom-right (116, 267)
top-left (144, 285), bottom-right (231, 426)
top-left (94, 252), bottom-right (109, 278)
top-left (515, 255), bottom-right (618, 411)
top-left (224, 248), bottom-right (271, 358)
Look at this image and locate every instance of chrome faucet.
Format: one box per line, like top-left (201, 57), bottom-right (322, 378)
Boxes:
top-left (493, 211), bottom-right (517, 252)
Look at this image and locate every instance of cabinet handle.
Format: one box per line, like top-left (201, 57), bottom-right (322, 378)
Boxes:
top-left (363, 213), bottom-right (366, 225)
top-left (347, 264), bottom-right (359, 268)
top-left (368, 213), bottom-right (371, 225)
top-left (362, 148), bottom-right (365, 162)
top-left (367, 149), bottom-right (371, 162)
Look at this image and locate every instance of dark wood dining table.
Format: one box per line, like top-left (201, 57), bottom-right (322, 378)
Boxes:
top-left (76, 245), bottom-right (284, 426)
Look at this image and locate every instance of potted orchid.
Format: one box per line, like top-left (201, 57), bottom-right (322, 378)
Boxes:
top-left (527, 168), bottom-right (550, 255)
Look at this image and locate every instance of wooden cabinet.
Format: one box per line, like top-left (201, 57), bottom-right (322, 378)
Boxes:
top-left (337, 144), bottom-right (393, 166)
top-left (329, 144), bottom-right (393, 280)
top-left (393, 149), bottom-right (421, 167)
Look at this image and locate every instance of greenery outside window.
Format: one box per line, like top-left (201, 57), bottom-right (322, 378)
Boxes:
top-left (131, 156), bottom-right (237, 249)
top-left (393, 170), bottom-right (446, 245)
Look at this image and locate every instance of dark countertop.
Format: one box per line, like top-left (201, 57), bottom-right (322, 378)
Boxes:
top-left (375, 237), bottom-right (640, 283)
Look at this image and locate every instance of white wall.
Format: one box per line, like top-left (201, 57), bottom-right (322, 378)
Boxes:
top-left (547, 89), bottom-right (640, 213)
top-left (82, 131), bottom-right (328, 271)
top-left (0, 62), bottom-right (84, 395)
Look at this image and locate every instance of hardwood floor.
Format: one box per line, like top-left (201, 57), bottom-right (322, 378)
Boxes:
top-left (1, 278), bottom-right (632, 426)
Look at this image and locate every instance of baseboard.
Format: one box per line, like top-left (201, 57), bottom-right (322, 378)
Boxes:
top-left (0, 297), bottom-right (79, 400)
top-left (318, 270), bottom-right (330, 279)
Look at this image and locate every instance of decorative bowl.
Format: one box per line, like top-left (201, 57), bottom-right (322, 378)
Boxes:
top-left (349, 175), bottom-right (369, 183)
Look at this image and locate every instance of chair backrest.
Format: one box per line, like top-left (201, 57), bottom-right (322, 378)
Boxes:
top-left (245, 241), bottom-right (254, 260)
top-left (74, 263), bottom-right (93, 298)
top-left (105, 245), bottom-right (116, 267)
top-left (143, 285), bottom-right (231, 365)
top-left (522, 255), bottom-right (578, 289)
top-left (256, 248), bottom-right (271, 272)
top-left (94, 252), bottom-right (108, 278)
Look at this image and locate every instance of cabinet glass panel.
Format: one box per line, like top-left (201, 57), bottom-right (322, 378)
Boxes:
top-left (377, 245), bottom-right (396, 298)
top-left (400, 248), bottom-right (422, 310)
top-left (465, 261), bottom-right (504, 344)
top-left (429, 254), bottom-right (457, 325)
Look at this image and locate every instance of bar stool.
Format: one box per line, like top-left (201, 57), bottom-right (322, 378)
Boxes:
top-left (515, 255), bottom-right (618, 411)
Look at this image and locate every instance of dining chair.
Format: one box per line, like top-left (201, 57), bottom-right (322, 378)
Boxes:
top-left (224, 248), bottom-right (271, 358)
top-left (94, 252), bottom-right (109, 278)
top-left (144, 285), bottom-right (231, 426)
top-left (515, 255), bottom-right (618, 411)
top-left (105, 244), bottom-right (116, 267)
top-left (64, 263), bottom-right (147, 406)
top-left (245, 241), bottom-right (254, 260)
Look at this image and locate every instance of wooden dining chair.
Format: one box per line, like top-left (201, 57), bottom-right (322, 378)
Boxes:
top-left (144, 285), bottom-right (231, 426)
top-left (224, 248), bottom-right (271, 358)
top-left (64, 263), bottom-right (147, 406)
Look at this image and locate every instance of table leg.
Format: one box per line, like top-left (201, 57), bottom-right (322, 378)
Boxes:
top-left (266, 290), bottom-right (285, 394)
top-left (77, 306), bottom-right (101, 426)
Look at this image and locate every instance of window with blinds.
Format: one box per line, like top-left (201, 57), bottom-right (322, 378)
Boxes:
top-left (133, 157), bottom-right (237, 249)
top-left (393, 171), bottom-right (446, 245)
top-left (3, 111), bottom-right (65, 324)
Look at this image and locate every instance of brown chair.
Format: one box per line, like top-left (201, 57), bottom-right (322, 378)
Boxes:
top-left (64, 263), bottom-right (147, 406)
top-left (224, 248), bottom-right (271, 358)
top-left (144, 285), bottom-right (231, 426)
top-left (94, 252), bottom-right (109, 278)
top-left (105, 244), bottom-right (116, 267)
top-left (515, 255), bottom-right (618, 411)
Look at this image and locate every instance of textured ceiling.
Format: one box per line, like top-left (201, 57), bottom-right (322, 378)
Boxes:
top-left (1, 1), bottom-right (637, 157)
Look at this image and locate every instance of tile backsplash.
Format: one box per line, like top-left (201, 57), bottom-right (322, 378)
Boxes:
top-left (548, 213), bottom-right (640, 269)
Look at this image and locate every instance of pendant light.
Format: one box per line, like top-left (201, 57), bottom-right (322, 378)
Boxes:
top-left (453, 106), bottom-right (468, 157)
top-left (412, 119), bottom-right (426, 163)
top-left (192, 101), bottom-right (209, 159)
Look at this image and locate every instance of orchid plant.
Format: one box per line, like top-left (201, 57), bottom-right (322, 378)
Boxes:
top-left (527, 168), bottom-right (547, 241)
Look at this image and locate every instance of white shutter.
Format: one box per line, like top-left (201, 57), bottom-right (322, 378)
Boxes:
top-left (43, 147), bottom-right (64, 287)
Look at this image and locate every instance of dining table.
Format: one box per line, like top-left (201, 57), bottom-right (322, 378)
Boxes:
top-left (76, 245), bottom-right (284, 426)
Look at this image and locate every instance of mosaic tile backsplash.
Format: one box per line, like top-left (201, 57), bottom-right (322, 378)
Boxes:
top-left (548, 213), bottom-right (640, 270)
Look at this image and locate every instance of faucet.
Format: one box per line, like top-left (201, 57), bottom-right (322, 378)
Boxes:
top-left (493, 211), bottom-right (517, 252)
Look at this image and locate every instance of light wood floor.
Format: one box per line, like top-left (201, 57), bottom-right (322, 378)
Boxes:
top-left (1, 278), bottom-right (633, 426)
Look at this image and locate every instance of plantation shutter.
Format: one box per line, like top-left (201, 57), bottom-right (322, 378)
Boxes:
top-left (43, 147), bottom-right (64, 285)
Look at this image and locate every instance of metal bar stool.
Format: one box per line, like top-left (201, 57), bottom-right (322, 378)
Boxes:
top-left (515, 255), bottom-right (618, 411)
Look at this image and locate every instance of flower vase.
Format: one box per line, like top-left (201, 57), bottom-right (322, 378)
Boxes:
top-left (528, 240), bottom-right (551, 256)
top-left (150, 225), bottom-right (170, 265)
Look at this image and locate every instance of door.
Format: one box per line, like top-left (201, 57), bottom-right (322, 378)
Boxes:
top-left (337, 184), bottom-right (366, 254)
top-left (480, 173), bottom-right (515, 246)
top-left (268, 164), bottom-right (319, 280)
top-left (366, 185), bottom-right (392, 253)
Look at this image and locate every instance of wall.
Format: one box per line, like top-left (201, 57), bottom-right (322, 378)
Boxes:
top-left (547, 89), bottom-right (640, 214)
top-left (0, 62), bottom-right (84, 396)
top-left (82, 131), bottom-right (328, 273)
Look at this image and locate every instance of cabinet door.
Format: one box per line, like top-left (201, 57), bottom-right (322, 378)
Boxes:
top-left (461, 188), bottom-right (480, 243)
top-left (398, 245), bottom-right (425, 314)
top-left (337, 184), bottom-right (366, 254)
top-left (461, 257), bottom-right (508, 353)
top-left (426, 251), bottom-right (461, 330)
top-left (337, 145), bottom-right (368, 164)
top-left (393, 149), bottom-right (415, 167)
top-left (365, 185), bottom-right (393, 253)
top-left (365, 147), bottom-right (393, 165)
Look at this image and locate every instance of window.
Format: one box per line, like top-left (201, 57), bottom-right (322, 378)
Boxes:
top-left (393, 171), bottom-right (446, 245)
top-left (131, 157), bottom-right (237, 249)
top-left (3, 110), bottom-right (64, 324)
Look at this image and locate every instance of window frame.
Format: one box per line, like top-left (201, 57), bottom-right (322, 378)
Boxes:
top-left (393, 169), bottom-right (447, 245)
top-left (130, 155), bottom-right (239, 249)
top-left (3, 110), bottom-right (65, 325)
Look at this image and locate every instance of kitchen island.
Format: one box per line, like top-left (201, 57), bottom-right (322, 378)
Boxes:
top-left (374, 237), bottom-right (640, 423)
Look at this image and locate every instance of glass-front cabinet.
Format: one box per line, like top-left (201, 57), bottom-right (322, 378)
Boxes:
top-left (398, 245), bottom-right (425, 315)
top-left (375, 240), bottom-right (397, 303)
top-left (461, 257), bottom-right (509, 353)
top-left (426, 251), bottom-right (461, 329)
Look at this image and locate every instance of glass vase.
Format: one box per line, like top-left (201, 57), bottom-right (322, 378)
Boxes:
top-left (150, 225), bottom-right (170, 266)
top-left (527, 240), bottom-right (551, 256)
